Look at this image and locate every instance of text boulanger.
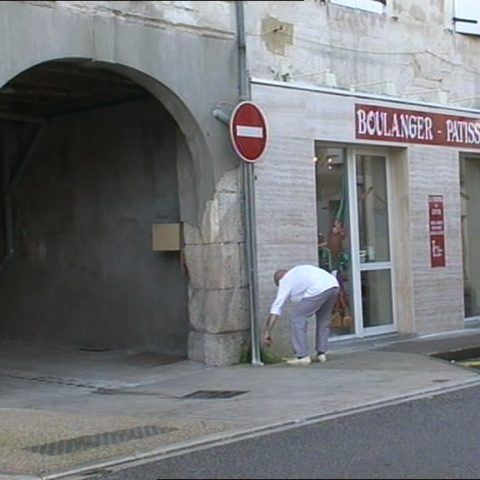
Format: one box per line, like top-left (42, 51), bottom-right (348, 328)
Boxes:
top-left (357, 109), bottom-right (434, 141)
top-left (355, 105), bottom-right (480, 146)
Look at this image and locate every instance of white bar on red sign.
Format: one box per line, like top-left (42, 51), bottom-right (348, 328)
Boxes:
top-left (236, 126), bottom-right (263, 138)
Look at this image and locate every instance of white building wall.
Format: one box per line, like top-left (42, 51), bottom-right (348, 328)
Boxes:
top-left (252, 79), bottom-right (475, 352)
top-left (408, 145), bottom-right (464, 334)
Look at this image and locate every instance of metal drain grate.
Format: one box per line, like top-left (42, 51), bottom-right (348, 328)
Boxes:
top-left (182, 389), bottom-right (248, 399)
top-left (26, 425), bottom-right (176, 456)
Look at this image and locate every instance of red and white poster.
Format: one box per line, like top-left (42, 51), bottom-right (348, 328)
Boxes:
top-left (428, 195), bottom-right (445, 268)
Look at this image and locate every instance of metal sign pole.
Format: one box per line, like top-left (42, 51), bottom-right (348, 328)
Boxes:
top-left (235, 1), bottom-right (263, 366)
top-left (242, 159), bottom-right (263, 366)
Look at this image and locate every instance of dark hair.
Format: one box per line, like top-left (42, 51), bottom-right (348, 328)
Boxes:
top-left (273, 269), bottom-right (287, 286)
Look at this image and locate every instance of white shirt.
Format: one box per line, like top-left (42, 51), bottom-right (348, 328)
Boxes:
top-left (269, 265), bottom-right (339, 315)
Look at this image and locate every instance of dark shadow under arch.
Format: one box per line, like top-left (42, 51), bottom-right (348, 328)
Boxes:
top-left (0, 59), bottom-right (205, 356)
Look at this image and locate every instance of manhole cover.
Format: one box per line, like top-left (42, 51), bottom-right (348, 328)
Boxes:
top-left (25, 425), bottom-right (176, 456)
top-left (182, 390), bottom-right (248, 399)
top-left (79, 346), bottom-right (110, 352)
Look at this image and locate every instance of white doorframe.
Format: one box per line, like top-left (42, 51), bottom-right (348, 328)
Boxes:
top-left (348, 147), bottom-right (396, 337)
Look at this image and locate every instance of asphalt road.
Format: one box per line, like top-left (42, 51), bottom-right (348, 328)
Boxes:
top-left (89, 383), bottom-right (480, 479)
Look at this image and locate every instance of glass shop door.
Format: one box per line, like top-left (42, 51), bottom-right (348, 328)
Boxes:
top-left (315, 145), bottom-right (395, 338)
top-left (352, 150), bottom-right (395, 335)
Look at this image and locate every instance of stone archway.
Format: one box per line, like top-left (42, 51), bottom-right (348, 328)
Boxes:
top-left (0, 60), bottom-right (194, 357)
top-left (0, 2), bottom-right (250, 365)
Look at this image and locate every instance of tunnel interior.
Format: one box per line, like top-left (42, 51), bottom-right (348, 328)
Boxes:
top-left (0, 60), bottom-right (189, 357)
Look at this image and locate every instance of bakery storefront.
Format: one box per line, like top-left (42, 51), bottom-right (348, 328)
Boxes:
top-left (253, 81), bottom-right (480, 348)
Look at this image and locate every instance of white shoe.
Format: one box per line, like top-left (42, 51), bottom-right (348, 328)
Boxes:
top-left (317, 353), bottom-right (327, 363)
top-left (286, 356), bottom-right (311, 366)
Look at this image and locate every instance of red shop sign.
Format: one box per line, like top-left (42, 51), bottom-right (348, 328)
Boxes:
top-left (429, 195), bottom-right (445, 268)
top-left (355, 104), bottom-right (480, 148)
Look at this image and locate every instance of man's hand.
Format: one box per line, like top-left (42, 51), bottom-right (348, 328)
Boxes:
top-left (263, 314), bottom-right (279, 348)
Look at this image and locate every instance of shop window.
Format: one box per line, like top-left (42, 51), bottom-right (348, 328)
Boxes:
top-left (453, 0), bottom-right (480, 36)
top-left (460, 157), bottom-right (480, 318)
top-left (315, 147), bottom-right (354, 337)
top-left (330, 0), bottom-right (386, 14)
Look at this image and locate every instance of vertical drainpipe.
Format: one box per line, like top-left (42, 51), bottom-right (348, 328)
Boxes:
top-left (236, 1), bottom-right (263, 366)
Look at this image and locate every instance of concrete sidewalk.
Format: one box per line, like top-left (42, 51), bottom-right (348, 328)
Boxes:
top-left (1, 325), bottom-right (480, 479)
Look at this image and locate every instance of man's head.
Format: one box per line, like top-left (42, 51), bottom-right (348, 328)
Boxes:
top-left (273, 269), bottom-right (287, 286)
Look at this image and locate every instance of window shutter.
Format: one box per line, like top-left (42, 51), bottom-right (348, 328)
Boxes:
top-left (330, 0), bottom-right (385, 14)
top-left (454, 0), bottom-right (480, 35)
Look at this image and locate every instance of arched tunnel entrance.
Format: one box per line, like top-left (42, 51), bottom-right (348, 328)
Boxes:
top-left (0, 60), bottom-right (190, 359)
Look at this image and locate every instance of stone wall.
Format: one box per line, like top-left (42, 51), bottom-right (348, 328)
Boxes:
top-left (184, 168), bottom-right (250, 365)
top-left (245, 0), bottom-right (480, 108)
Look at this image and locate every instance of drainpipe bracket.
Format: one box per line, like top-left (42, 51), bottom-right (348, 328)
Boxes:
top-left (212, 108), bottom-right (231, 126)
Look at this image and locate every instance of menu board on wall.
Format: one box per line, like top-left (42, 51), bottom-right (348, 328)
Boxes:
top-left (428, 195), bottom-right (445, 268)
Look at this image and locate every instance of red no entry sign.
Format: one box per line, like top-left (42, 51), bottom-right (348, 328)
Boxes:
top-left (230, 101), bottom-right (268, 162)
